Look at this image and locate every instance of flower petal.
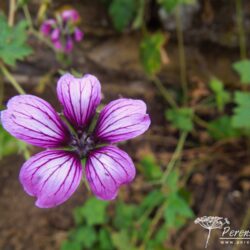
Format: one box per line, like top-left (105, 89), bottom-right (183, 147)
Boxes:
top-left (1, 95), bottom-right (70, 148)
top-left (57, 73), bottom-right (101, 130)
top-left (40, 19), bottom-right (56, 36)
top-left (85, 145), bottom-right (136, 200)
top-left (51, 28), bottom-right (60, 41)
top-left (94, 98), bottom-right (150, 143)
top-left (53, 40), bottom-right (63, 50)
top-left (74, 28), bottom-right (84, 42)
top-left (19, 150), bottom-right (82, 208)
top-left (65, 37), bottom-right (73, 53)
top-left (61, 9), bottom-right (80, 22)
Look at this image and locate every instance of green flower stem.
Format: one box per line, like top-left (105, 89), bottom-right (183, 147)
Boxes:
top-left (138, 131), bottom-right (188, 249)
top-left (151, 76), bottom-right (178, 108)
top-left (139, 203), bottom-right (166, 250)
top-left (23, 5), bottom-right (34, 30)
top-left (22, 5), bottom-right (56, 52)
top-left (8, 0), bottom-right (16, 27)
top-left (175, 6), bottom-right (188, 104)
top-left (161, 131), bottom-right (188, 185)
top-left (30, 29), bottom-right (55, 50)
top-left (0, 63), bottom-right (25, 95)
top-left (235, 0), bottom-right (247, 60)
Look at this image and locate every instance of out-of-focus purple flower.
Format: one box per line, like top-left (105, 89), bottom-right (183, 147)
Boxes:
top-left (40, 9), bottom-right (83, 53)
top-left (74, 27), bottom-right (84, 42)
top-left (51, 28), bottom-right (60, 42)
top-left (1, 73), bottom-right (150, 208)
top-left (40, 19), bottom-right (56, 36)
top-left (65, 37), bottom-right (73, 52)
top-left (61, 9), bottom-right (80, 22)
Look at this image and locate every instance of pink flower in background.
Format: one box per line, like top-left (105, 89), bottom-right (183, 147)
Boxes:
top-left (1, 73), bottom-right (150, 208)
top-left (40, 9), bottom-right (84, 53)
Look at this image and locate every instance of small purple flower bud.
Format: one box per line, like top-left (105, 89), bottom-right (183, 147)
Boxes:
top-left (53, 40), bottom-right (63, 50)
top-left (51, 28), bottom-right (60, 42)
top-left (61, 9), bottom-right (80, 23)
top-left (74, 27), bottom-right (84, 42)
top-left (65, 37), bottom-right (74, 53)
top-left (40, 19), bottom-right (56, 36)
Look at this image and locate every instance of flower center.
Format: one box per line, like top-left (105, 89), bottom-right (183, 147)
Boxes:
top-left (70, 132), bottom-right (95, 158)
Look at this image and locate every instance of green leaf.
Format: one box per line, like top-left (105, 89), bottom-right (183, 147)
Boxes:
top-left (140, 32), bottom-right (166, 76)
top-left (99, 228), bottom-right (114, 250)
top-left (165, 170), bottom-right (179, 192)
top-left (109, 0), bottom-right (136, 32)
top-left (164, 193), bottom-right (194, 228)
top-left (232, 91), bottom-right (250, 129)
top-left (209, 78), bottom-right (231, 112)
top-left (158, 0), bottom-right (196, 13)
top-left (75, 197), bottom-right (108, 226)
top-left (114, 201), bottom-right (136, 229)
top-left (132, 0), bottom-right (145, 29)
top-left (17, 0), bottom-right (30, 7)
top-left (0, 13), bottom-right (32, 66)
top-left (154, 224), bottom-right (168, 244)
top-left (208, 116), bottom-right (240, 140)
top-left (233, 60), bottom-right (250, 84)
top-left (60, 240), bottom-right (82, 250)
top-left (136, 190), bottom-right (165, 216)
top-left (136, 218), bottom-right (151, 241)
top-left (71, 226), bottom-right (97, 248)
top-left (140, 155), bottom-right (162, 180)
top-left (111, 230), bottom-right (136, 250)
top-left (0, 125), bottom-right (26, 159)
top-left (166, 107), bottom-right (193, 132)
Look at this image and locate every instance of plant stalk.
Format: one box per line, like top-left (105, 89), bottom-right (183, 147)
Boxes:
top-left (0, 63), bottom-right (25, 95)
top-left (235, 0), bottom-right (247, 60)
top-left (161, 131), bottom-right (188, 184)
top-left (175, 6), bottom-right (188, 104)
top-left (151, 76), bottom-right (178, 108)
top-left (8, 0), bottom-right (16, 26)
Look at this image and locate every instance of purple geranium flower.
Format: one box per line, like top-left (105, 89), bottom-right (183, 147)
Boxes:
top-left (40, 9), bottom-right (84, 53)
top-left (1, 73), bottom-right (150, 208)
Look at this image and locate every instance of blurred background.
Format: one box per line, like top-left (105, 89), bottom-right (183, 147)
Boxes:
top-left (0, 0), bottom-right (250, 249)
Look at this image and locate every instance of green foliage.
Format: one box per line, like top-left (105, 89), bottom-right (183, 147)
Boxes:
top-left (164, 192), bottom-right (194, 228)
top-left (164, 171), bottom-right (194, 228)
top-left (158, 0), bottom-right (196, 13)
top-left (74, 197), bottom-right (108, 226)
top-left (70, 226), bottom-right (97, 248)
top-left (166, 107), bottom-right (193, 132)
top-left (62, 168), bottom-right (194, 250)
top-left (232, 91), bottom-right (250, 129)
top-left (111, 230), bottom-right (136, 250)
top-left (17, 0), bottom-right (30, 7)
top-left (140, 33), bottom-right (166, 76)
top-left (233, 60), bottom-right (250, 84)
top-left (109, 0), bottom-right (136, 32)
top-left (61, 241), bottom-right (82, 250)
top-left (208, 116), bottom-right (240, 140)
top-left (114, 201), bottom-right (136, 229)
top-left (136, 190), bottom-right (165, 216)
top-left (0, 13), bottom-right (32, 66)
top-left (99, 229), bottom-right (114, 250)
top-left (165, 170), bottom-right (179, 192)
top-left (140, 155), bottom-right (162, 180)
top-left (209, 78), bottom-right (231, 112)
top-left (0, 125), bottom-right (27, 159)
